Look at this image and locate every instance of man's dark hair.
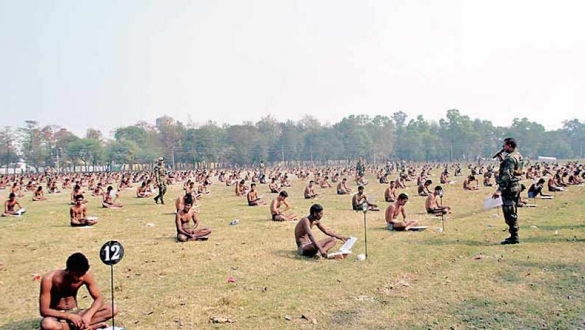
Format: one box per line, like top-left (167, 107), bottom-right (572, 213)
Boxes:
top-left (279, 191), bottom-right (288, 198)
top-left (435, 185), bottom-right (443, 191)
top-left (358, 185), bottom-right (364, 190)
top-left (8, 192), bottom-right (15, 198)
top-left (184, 194), bottom-right (193, 205)
top-left (310, 203), bottom-right (323, 215)
top-left (251, 183), bottom-right (256, 187)
top-left (538, 178), bottom-right (545, 184)
top-left (66, 252), bottom-right (90, 273)
top-left (398, 193), bottom-right (409, 200)
top-left (504, 137), bottom-right (517, 149)
top-left (424, 179), bottom-right (432, 185)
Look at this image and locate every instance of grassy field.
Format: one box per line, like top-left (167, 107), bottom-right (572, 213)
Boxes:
top-left (0, 173), bottom-right (584, 329)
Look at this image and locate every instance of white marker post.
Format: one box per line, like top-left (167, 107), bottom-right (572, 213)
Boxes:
top-left (362, 202), bottom-right (368, 260)
top-left (99, 241), bottom-right (125, 330)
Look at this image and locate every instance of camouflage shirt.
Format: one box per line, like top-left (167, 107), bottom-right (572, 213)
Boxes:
top-left (154, 165), bottom-right (166, 186)
top-left (497, 150), bottom-right (523, 191)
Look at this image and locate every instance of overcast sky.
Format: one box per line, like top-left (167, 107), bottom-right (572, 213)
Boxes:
top-left (1, 0), bottom-right (584, 137)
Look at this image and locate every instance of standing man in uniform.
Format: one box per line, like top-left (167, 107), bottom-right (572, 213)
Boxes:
top-left (492, 138), bottom-right (523, 244)
top-left (153, 157), bottom-right (167, 205)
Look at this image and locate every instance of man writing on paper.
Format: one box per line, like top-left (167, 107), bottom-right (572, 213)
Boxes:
top-left (39, 253), bottom-right (118, 330)
top-left (294, 204), bottom-right (348, 258)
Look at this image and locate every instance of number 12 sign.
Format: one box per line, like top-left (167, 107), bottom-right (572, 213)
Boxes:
top-left (99, 241), bottom-right (125, 266)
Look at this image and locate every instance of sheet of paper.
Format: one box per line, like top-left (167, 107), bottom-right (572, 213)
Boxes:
top-left (483, 196), bottom-right (502, 210)
top-left (339, 236), bottom-right (357, 253)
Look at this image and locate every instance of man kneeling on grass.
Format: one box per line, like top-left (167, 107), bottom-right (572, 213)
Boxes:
top-left (39, 252), bottom-right (117, 330)
top-left (294, 204), bottom-right (348, 258)
top-left (175, 194), bottom-right (211, 242)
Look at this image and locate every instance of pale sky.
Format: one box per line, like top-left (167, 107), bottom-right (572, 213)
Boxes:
top-left (1, 0), bottom-right (584, 137)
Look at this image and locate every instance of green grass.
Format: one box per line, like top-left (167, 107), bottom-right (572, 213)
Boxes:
top-left (1, 173), bottom-right (584, 329)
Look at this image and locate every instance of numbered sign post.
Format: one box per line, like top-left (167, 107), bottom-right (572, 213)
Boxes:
top-left (99, 241), bottom-right (124, 330)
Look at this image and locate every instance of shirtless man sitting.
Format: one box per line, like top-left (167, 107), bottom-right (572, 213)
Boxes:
top-left (463, 175), bottom-right (479, 190)
top-left (136, 182), bottom-right (151, 198)
top-left (319, 176), bottom-right (332, 188)
top-left (440, 170), bottom-right (449, 184)
top-left (425, 186), bottom-right (451, 216)
top-left (417, 179), bottom-right (433, 196)
top-left (175, 193), bottom-right (199, 213)
top-left (352, 186), bottom-right (379, 211)
top-left (304, 180), bottom-right (319, 199)
top-left (270, 191), bottom-right (297, 221)
top-left (294, 204), bottom-right (348, 258)
top-left (336, 178), bottom-right (351, 195)
top-left (2, 193), bottom-right (24, 217)
top-left (71, 185), bottom-right (87, 205)
top-left (384, 181), bottom-right (397, 202)
top-left (235, 180), bottom-right (248, 196)
top-left (175, 195), bottom-right (211, 242)
top-left (70, 195), bottom-right (98, 227)
top-left (33, 185), bottom-right (47, 201)
top-left (91, 183), bottom-right (104, 197)
top-left (385, 193), bottom-right (418, 231)
top-left (39, 253), bottom-right (117, 330)
top-left (102, 186), bottom-right (123, 208)
top-left (247, 183), bottom-right (266, 206)
top-left (268, 178), bottom-right (282, 193)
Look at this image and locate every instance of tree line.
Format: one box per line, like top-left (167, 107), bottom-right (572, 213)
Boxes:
top-left (1, 109), bottom-right (584, 171)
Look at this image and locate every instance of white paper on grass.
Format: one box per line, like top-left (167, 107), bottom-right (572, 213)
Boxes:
top-left (339, 236), bottom-right (357, 253)
top-left (102, 327), bottom-right (125, 330)
top-left (483, 196), bottom-right (502, 210)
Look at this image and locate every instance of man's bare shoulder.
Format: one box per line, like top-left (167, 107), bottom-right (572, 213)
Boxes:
top-left (41, 269), bottom-right (60, 283)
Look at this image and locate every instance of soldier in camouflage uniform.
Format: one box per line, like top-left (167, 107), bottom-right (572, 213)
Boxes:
top-left (153, 157), bottom-right (167, 205)
top-left (492, 138), bottom-right (523, 244)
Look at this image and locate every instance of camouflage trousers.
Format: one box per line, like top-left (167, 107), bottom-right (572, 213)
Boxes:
top-left (501, 191), bottom-right (520, 238)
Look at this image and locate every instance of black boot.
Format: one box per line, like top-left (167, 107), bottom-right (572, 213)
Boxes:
top-left (500, 236), bottom-right (519, 245)
top-left (154, 196), bottom-right (159, 204)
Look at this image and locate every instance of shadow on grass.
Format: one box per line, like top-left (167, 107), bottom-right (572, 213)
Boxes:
top-left (531, 224), bottom-right (585, 231)
top-left (271, 249), bottom-right (320, 262)
top-left (0, 318), bottom-right (40, 330)
top-left (417, 238), bottom-right (493, 247)
top-left (155, 235), bottom-right (179, 242)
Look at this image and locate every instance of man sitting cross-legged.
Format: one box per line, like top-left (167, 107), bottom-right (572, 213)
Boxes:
top-left (304, 180), bottom-right (319, 199)
top-left (33, 185), bottom-right (47, 201)
top-left (270, 191), bottom-right (297, 221)
top-left (2, 192), bottom-right (24, 217)
top-left (425, 186), bottom-right (451, 216)
top-left (70, 195), bottom-right (98, 227)
top-left (417, 179), bottom-right (433, 196)
top-left (294, 204), bottom-right (348, 258)
top-left (385, 193), bottom-right (418, 231)
top-left (175, 195), bottom-right (212, 242)
top-left (102, 186), bottom-right (123, 209)
top-left (352, 186), bottom-right (379, 211)
top-left (247, 183), bottom-right (266, 206)
top-left (39, 252), bottom-right (118, 330)
top-left (336, 178), bottom-right (352, 195)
